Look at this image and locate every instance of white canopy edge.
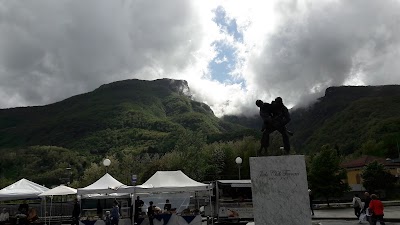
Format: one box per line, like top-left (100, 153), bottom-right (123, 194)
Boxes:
top-left (39, 185), bottom-right (77, 196)
top-left (0, 178), bottom-right (49, 201)
top-left (77, 173), bottom-right (135, 195)
top-left (134, 170), bottom-right (212, 194)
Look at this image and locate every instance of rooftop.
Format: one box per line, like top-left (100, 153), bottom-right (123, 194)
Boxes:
top-left (341, 155), bottom-right (400, 169)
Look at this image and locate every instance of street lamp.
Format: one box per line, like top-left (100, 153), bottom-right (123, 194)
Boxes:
top-left (235, 157), bottom-right (242, 180)
top-left (66, 167), bottom-right (72, 185)
top-left (103, 159), bottom-right (111, 173)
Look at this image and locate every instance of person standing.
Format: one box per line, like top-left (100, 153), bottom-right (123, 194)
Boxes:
top-left (134, 196), bottom-right (144, 224)
top-left (71, 199), bottom-right (80, 225)
top-left (97, 200), bottom-right (103, 218)
top-left (164, 199), bottom-right (172, 212)
top-left (111, 201), bottom-right (120, 225)
top-left (352, 194), bottom-right (362, 219)
top-left (147, 201), bottom-right (154, 225)
top-left (18, 201), bottom-right (29, 215)
top-left (363, 192), bottom-right (372, 224)
top-left (369, 194), bottom-right (385, 225)
top-left (308, 189), bottom-right (315, 216)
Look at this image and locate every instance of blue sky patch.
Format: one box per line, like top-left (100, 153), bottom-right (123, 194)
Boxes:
top-left (213, 6), bottom-right (243, 42)
top-left (209, 6), bottom-right (244, 83)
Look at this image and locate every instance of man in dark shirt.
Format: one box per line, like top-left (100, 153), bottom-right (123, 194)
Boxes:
top-left (147, 201), bottom-right (154, 225)
top-left (134, 196), bottom-right (144, 224)
top-left (18, 201), bottom-right (29, 215)
top-left (72, 199), bottom-right (80, 225)
top-left (163, 199), bottom-right (172, 212)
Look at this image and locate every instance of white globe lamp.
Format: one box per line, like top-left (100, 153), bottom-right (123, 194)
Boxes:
top-left (103, 158), bottom-right (111, 173)
top-left (235, 157), bottom-right (242, 179)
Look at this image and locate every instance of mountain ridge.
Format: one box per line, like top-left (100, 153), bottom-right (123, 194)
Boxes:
top-left (1, 79), bottom-right (399, 187)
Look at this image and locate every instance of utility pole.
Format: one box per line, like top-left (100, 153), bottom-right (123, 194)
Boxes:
top-left (397, 141), bottom-right (400, 159)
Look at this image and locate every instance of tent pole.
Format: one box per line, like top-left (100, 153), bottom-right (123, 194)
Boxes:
top-left (60, 195), bottom-right (63, 224)
top-left (131, 192), bottom-right (135, 225)
top-left (195, 192), bottom-right (199, 211)
top-left (50, 196), bottom-right (53, 225)
top-left (44, 197), bottom-right (46, 225)
top-left (209, 188), bottom-right (213, 225)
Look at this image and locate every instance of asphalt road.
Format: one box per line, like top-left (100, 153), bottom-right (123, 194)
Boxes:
top-left (209, 219), bottom-right (399, 225)
top-left (314, 220), bottom-right (399, 225)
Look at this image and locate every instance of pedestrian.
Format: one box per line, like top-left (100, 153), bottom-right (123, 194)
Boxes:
top-left (134, 196), bottom-right (144, 224)
top-left (147, 201), bottom-right (154, 225)
top-left (308, 189), bottom-right (315, 216)
top-left (363, 192), bottom-right (372, 224)
top-left (0, 208), bottom-right (9, 225)
top-left (97, 199), bottom-right (103, 218)
top-left (369, 194), bottom-right (385, 225)
top-left (111, 201), bottom-right (120, 225)
top-left (105, 211), bottom-right (111, 225)
top-left (71, 199), bottom-right (80, 225)
top-left (352, 194), bottom-right (362, 219)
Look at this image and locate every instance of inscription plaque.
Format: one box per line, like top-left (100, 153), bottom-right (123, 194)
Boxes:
top-left (250, 155), bottom-right (311, 225)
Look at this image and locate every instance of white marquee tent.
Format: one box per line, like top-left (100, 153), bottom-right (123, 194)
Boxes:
top-left (0, 178), bottom-right (49, 201)
top-left (135, 170), bottom-right (212, 193)
top-left (39, 185), bottom-right (77, 196)
top-left (39, 184), bottom-right (77, 225)
top-left (77, 173), bottom-right (135, 196)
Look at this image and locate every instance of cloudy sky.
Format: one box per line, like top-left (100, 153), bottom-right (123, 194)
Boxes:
top-left (1, 0), bottom-right (400, 117)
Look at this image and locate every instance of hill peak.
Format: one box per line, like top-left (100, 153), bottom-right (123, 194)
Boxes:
top-left (97, 78), bottom-right (191, 97)
top-left (323, 85), bottom-right (400, 100)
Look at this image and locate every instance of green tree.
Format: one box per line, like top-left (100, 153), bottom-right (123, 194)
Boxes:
top-left (308, 146), bottom-right (350, 206)
top-left (361, 161), bottom-right (397, 192)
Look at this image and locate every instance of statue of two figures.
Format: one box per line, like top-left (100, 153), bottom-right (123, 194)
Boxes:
top-left (256, 97), bottom-right (293, 156)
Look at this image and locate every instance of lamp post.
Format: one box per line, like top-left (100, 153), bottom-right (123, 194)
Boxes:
top-left (66, 167), bottom-right (72, 185)
top-left (235, 157), bottom-right (242, 180)
top-left (103, 159), bottom-right (111, 173)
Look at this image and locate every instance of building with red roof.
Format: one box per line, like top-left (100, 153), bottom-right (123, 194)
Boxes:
top-left (341, 155), bottom-right (400, 191)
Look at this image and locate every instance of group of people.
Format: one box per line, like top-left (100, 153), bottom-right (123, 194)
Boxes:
top-left (0, 201), bottom-right (38, 225)
top-left (0, 208), bottom-right (9, 225)
top-left (256, 97), bottom-right (293, 155)
top-left (134, 197), bottom-right (173, 225)
top-left (309, 190), bottom-right (386, 225)
top-left (353, 192), bottom-right (386, 225)
top-left (72, 196), bottom-right (175, 225)
top-left (72, 199), bottom-right (120, 225)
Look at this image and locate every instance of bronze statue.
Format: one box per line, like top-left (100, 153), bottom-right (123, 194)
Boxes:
top-left (256, 97), bottom-right (293, 156)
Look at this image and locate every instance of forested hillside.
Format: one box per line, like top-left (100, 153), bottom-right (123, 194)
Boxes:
top-left (1, 80), bottom-right (399, 189)
top-left (0, 78), bottom-right (251, 154)
top-left (289, 85), bottom-right (400, 157)
top-left (0, 79), bottom-right (256, 187)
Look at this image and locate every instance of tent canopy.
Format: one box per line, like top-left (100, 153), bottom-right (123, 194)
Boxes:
top-left (81, 193), bottom-right (130, 199)
top-left (0, 178), bottom-right (49, 201)
top-left (77, 173), bottom-right (134, 195)
top-left (39, 185), bottom-right (77, 196)
top-left (135, 170), bottom-right (212, 193)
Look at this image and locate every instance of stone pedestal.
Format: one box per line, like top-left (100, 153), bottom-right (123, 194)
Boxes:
top-left (249, 155), bottom-right (311, 225)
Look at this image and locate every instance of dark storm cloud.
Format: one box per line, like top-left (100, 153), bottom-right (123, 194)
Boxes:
top-left (251, 0), bottom-right (400, 107)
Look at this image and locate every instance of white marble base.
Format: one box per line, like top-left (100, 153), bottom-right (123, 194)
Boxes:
top-left (250, 155), bottom-right (311, 225)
